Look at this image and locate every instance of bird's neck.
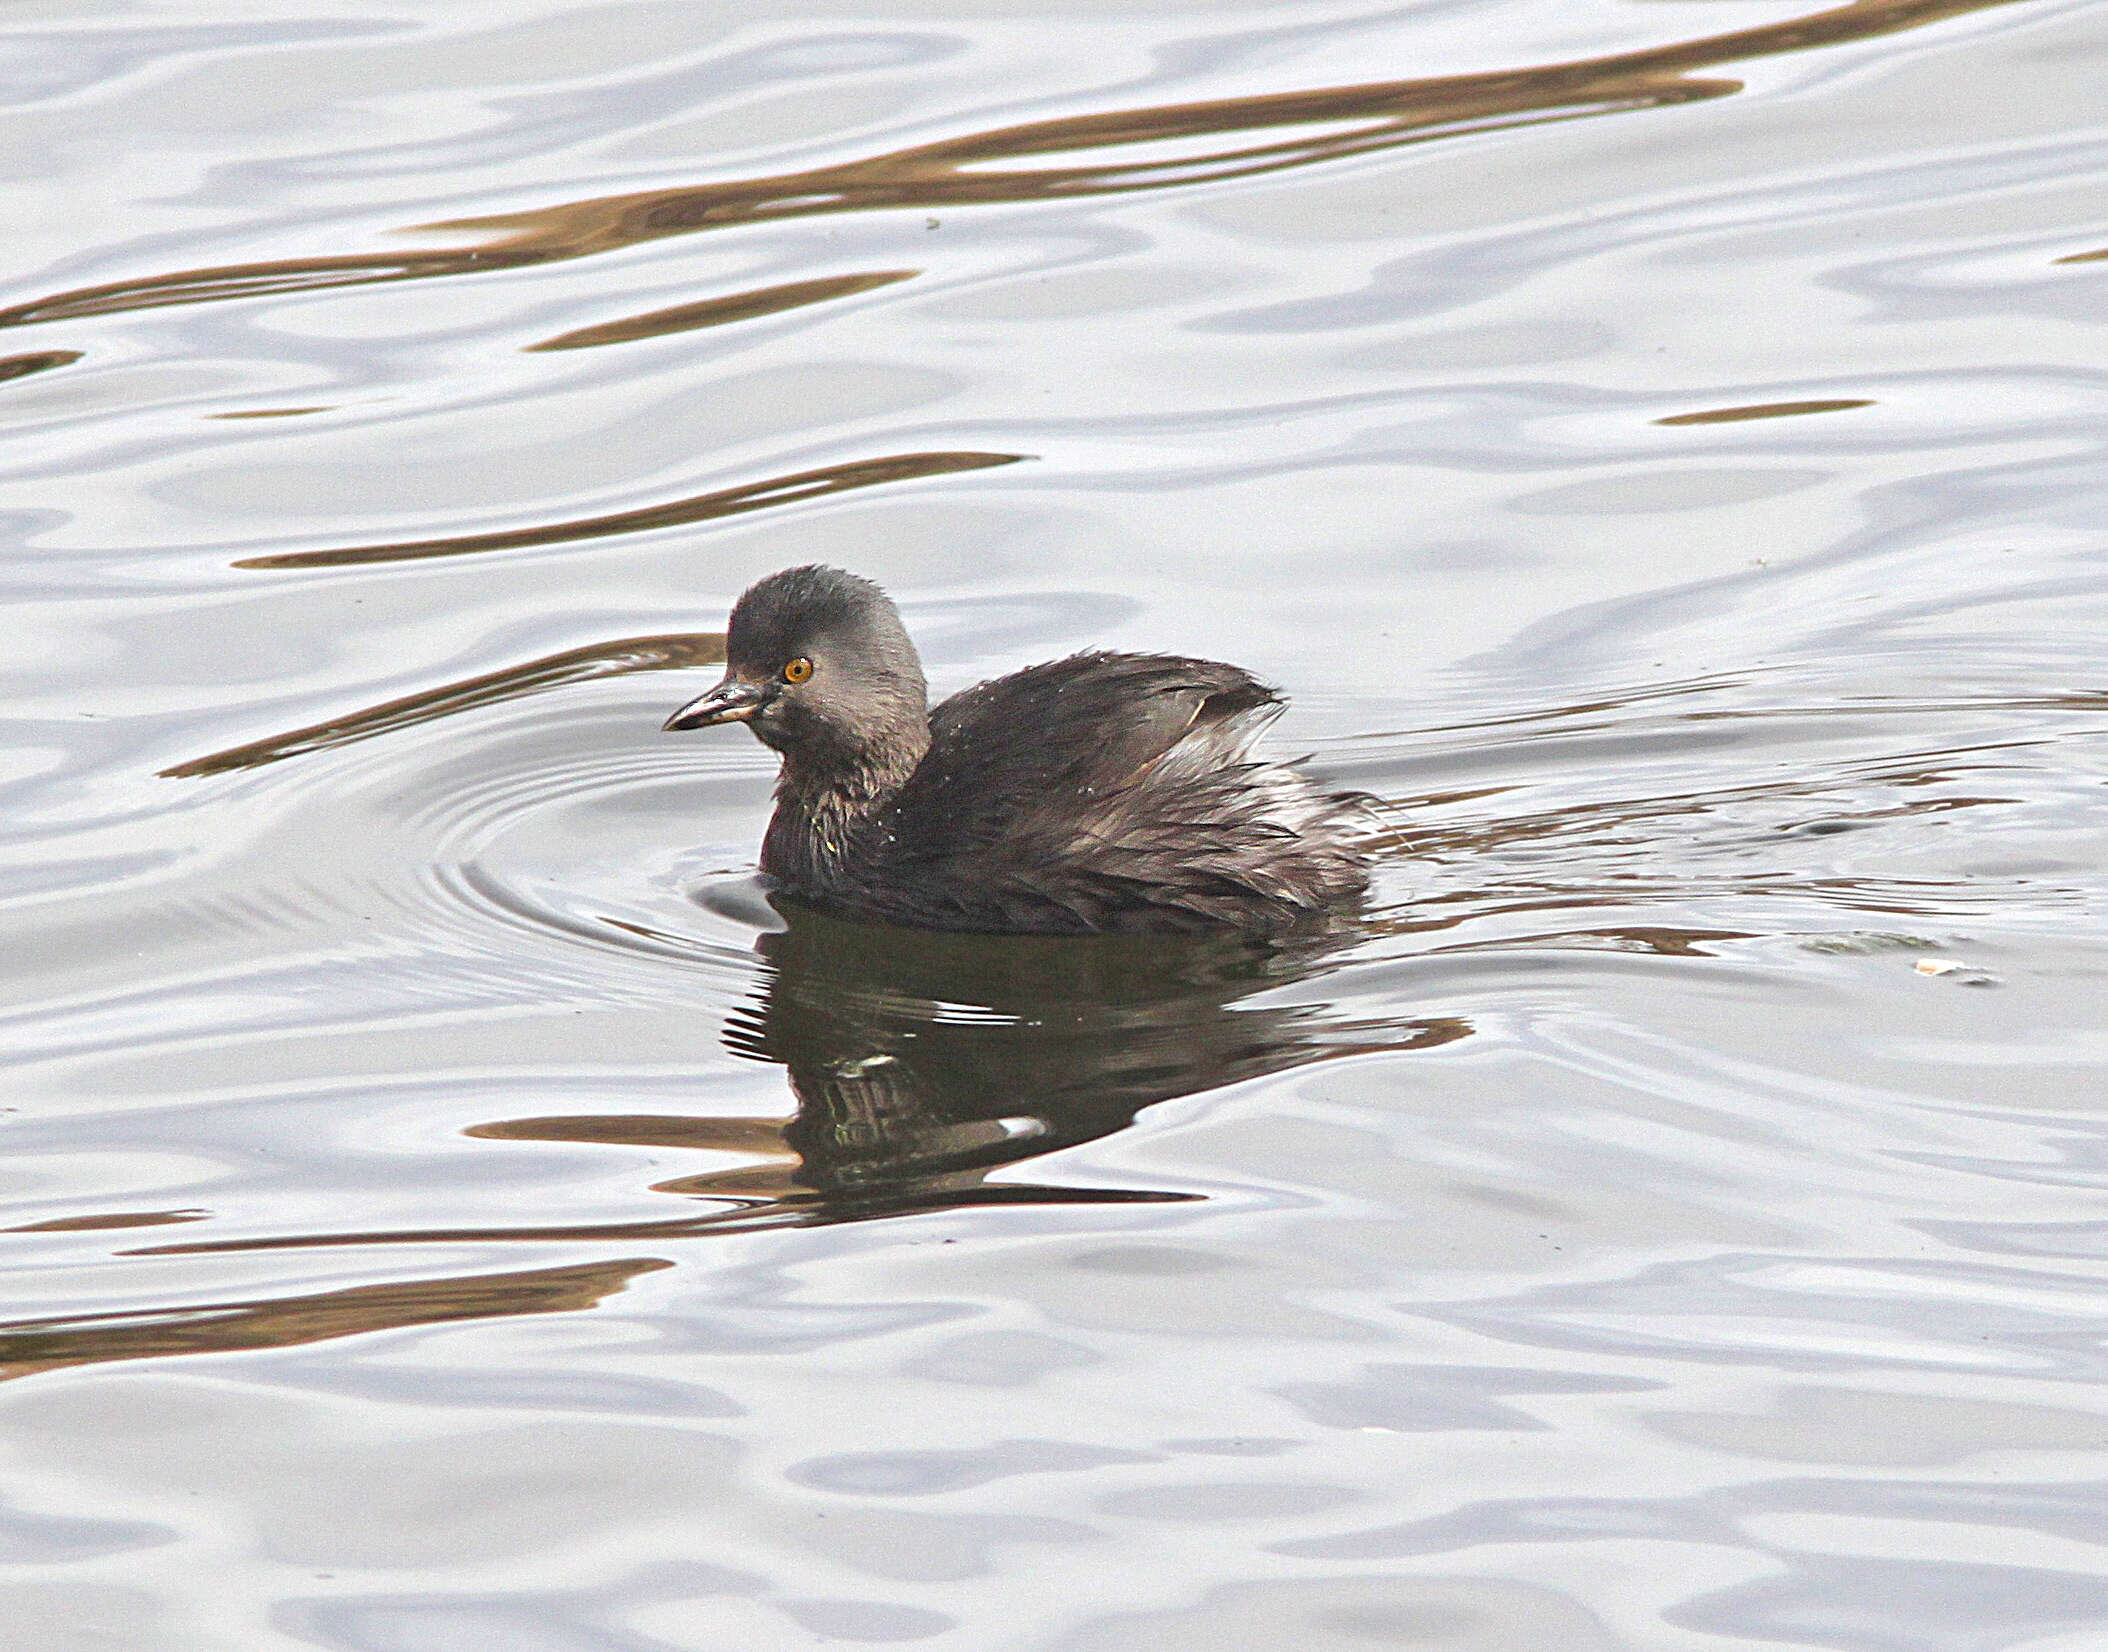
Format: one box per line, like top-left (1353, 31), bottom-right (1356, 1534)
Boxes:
top-left (762, 725), bottom-right (928, 893)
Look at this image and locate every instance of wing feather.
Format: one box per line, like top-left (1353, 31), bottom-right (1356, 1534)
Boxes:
top-left (850, 653), bottom-right (1366, 933)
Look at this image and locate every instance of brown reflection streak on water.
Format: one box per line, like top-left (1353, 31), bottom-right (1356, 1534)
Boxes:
top-left (0, 0), bottom-right (2022, 334)
top-left (227, 450), bottom-right (1024, 570)
top-left (466, 1113), bottom-right (805, 1201)
top-left (209, 406), bottom-right (330, 420)
top-left (524, 269), bottom-right (919, 352)
top-left (0, 1259), bottom-right (668, 1383)
top-left (128, 1184), bottom-right (1201, 1256)
top-left (161, 632), bottom-right (725, 779)
top-left (466, 1115), bottom-right (794, 1153)
top-left (0, 248), bottom-right (541, 330)
top-left (5, 1210), bottom-right (206, 1234)
top-left (0, 349), bottom-right (81, 383)
top-left (1656, 399), bottom-right (1875, 425)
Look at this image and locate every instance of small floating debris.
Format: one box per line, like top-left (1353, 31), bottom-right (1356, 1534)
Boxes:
top-left (1914, 958), bottom-right (2000, 986)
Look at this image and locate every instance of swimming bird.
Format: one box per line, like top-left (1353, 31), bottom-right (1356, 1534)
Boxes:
top-left (665, 566), bottom-right (1369, 934)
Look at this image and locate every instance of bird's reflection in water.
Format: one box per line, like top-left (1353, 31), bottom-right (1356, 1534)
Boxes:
top-left (486, 898), bottom-right (1469, 1231)
top-left (13, 903), bottom-right (1461, 1379)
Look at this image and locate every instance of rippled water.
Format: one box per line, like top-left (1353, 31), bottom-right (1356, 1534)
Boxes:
top-left (6, 0), bottom-right (2108, 1646)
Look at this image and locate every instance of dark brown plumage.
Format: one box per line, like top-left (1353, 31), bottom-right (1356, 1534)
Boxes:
top-left (665, 566), bottom-right (1369, 935)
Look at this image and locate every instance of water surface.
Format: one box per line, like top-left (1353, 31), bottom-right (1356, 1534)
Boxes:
top-left (5, 0), bottom-right (2108, 1647)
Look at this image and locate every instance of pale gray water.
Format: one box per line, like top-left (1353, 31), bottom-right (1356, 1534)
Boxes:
top-left (4, 1), bottom-right (2108, 1647)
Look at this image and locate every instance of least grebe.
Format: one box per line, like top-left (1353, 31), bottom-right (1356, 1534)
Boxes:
top-left (664, 566), bottom-right (1370, 934)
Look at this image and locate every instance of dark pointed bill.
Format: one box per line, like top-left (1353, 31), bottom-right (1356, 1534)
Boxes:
top-left (665, 677), bottom-right (767, 730)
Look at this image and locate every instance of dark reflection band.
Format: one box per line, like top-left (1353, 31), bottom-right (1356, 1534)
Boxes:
top-left (525, 270), bottom-right (919, 351)
top-left (162, 631), bottom-right (725, 778)
top-left (0, 349), bottom-right (81, 383)
top-left (230, 450), bottom-right (1024, 569)
top-left (0, 0), bottom-right (2025, 334)
top-left (1655, 399), bottom-right (1874, 426)
top-left (0, 1259), bottom-right (667, 1383)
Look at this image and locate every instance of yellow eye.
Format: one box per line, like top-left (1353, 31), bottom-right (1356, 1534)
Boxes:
top-left (782, 657), bottom-right (814, 684)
